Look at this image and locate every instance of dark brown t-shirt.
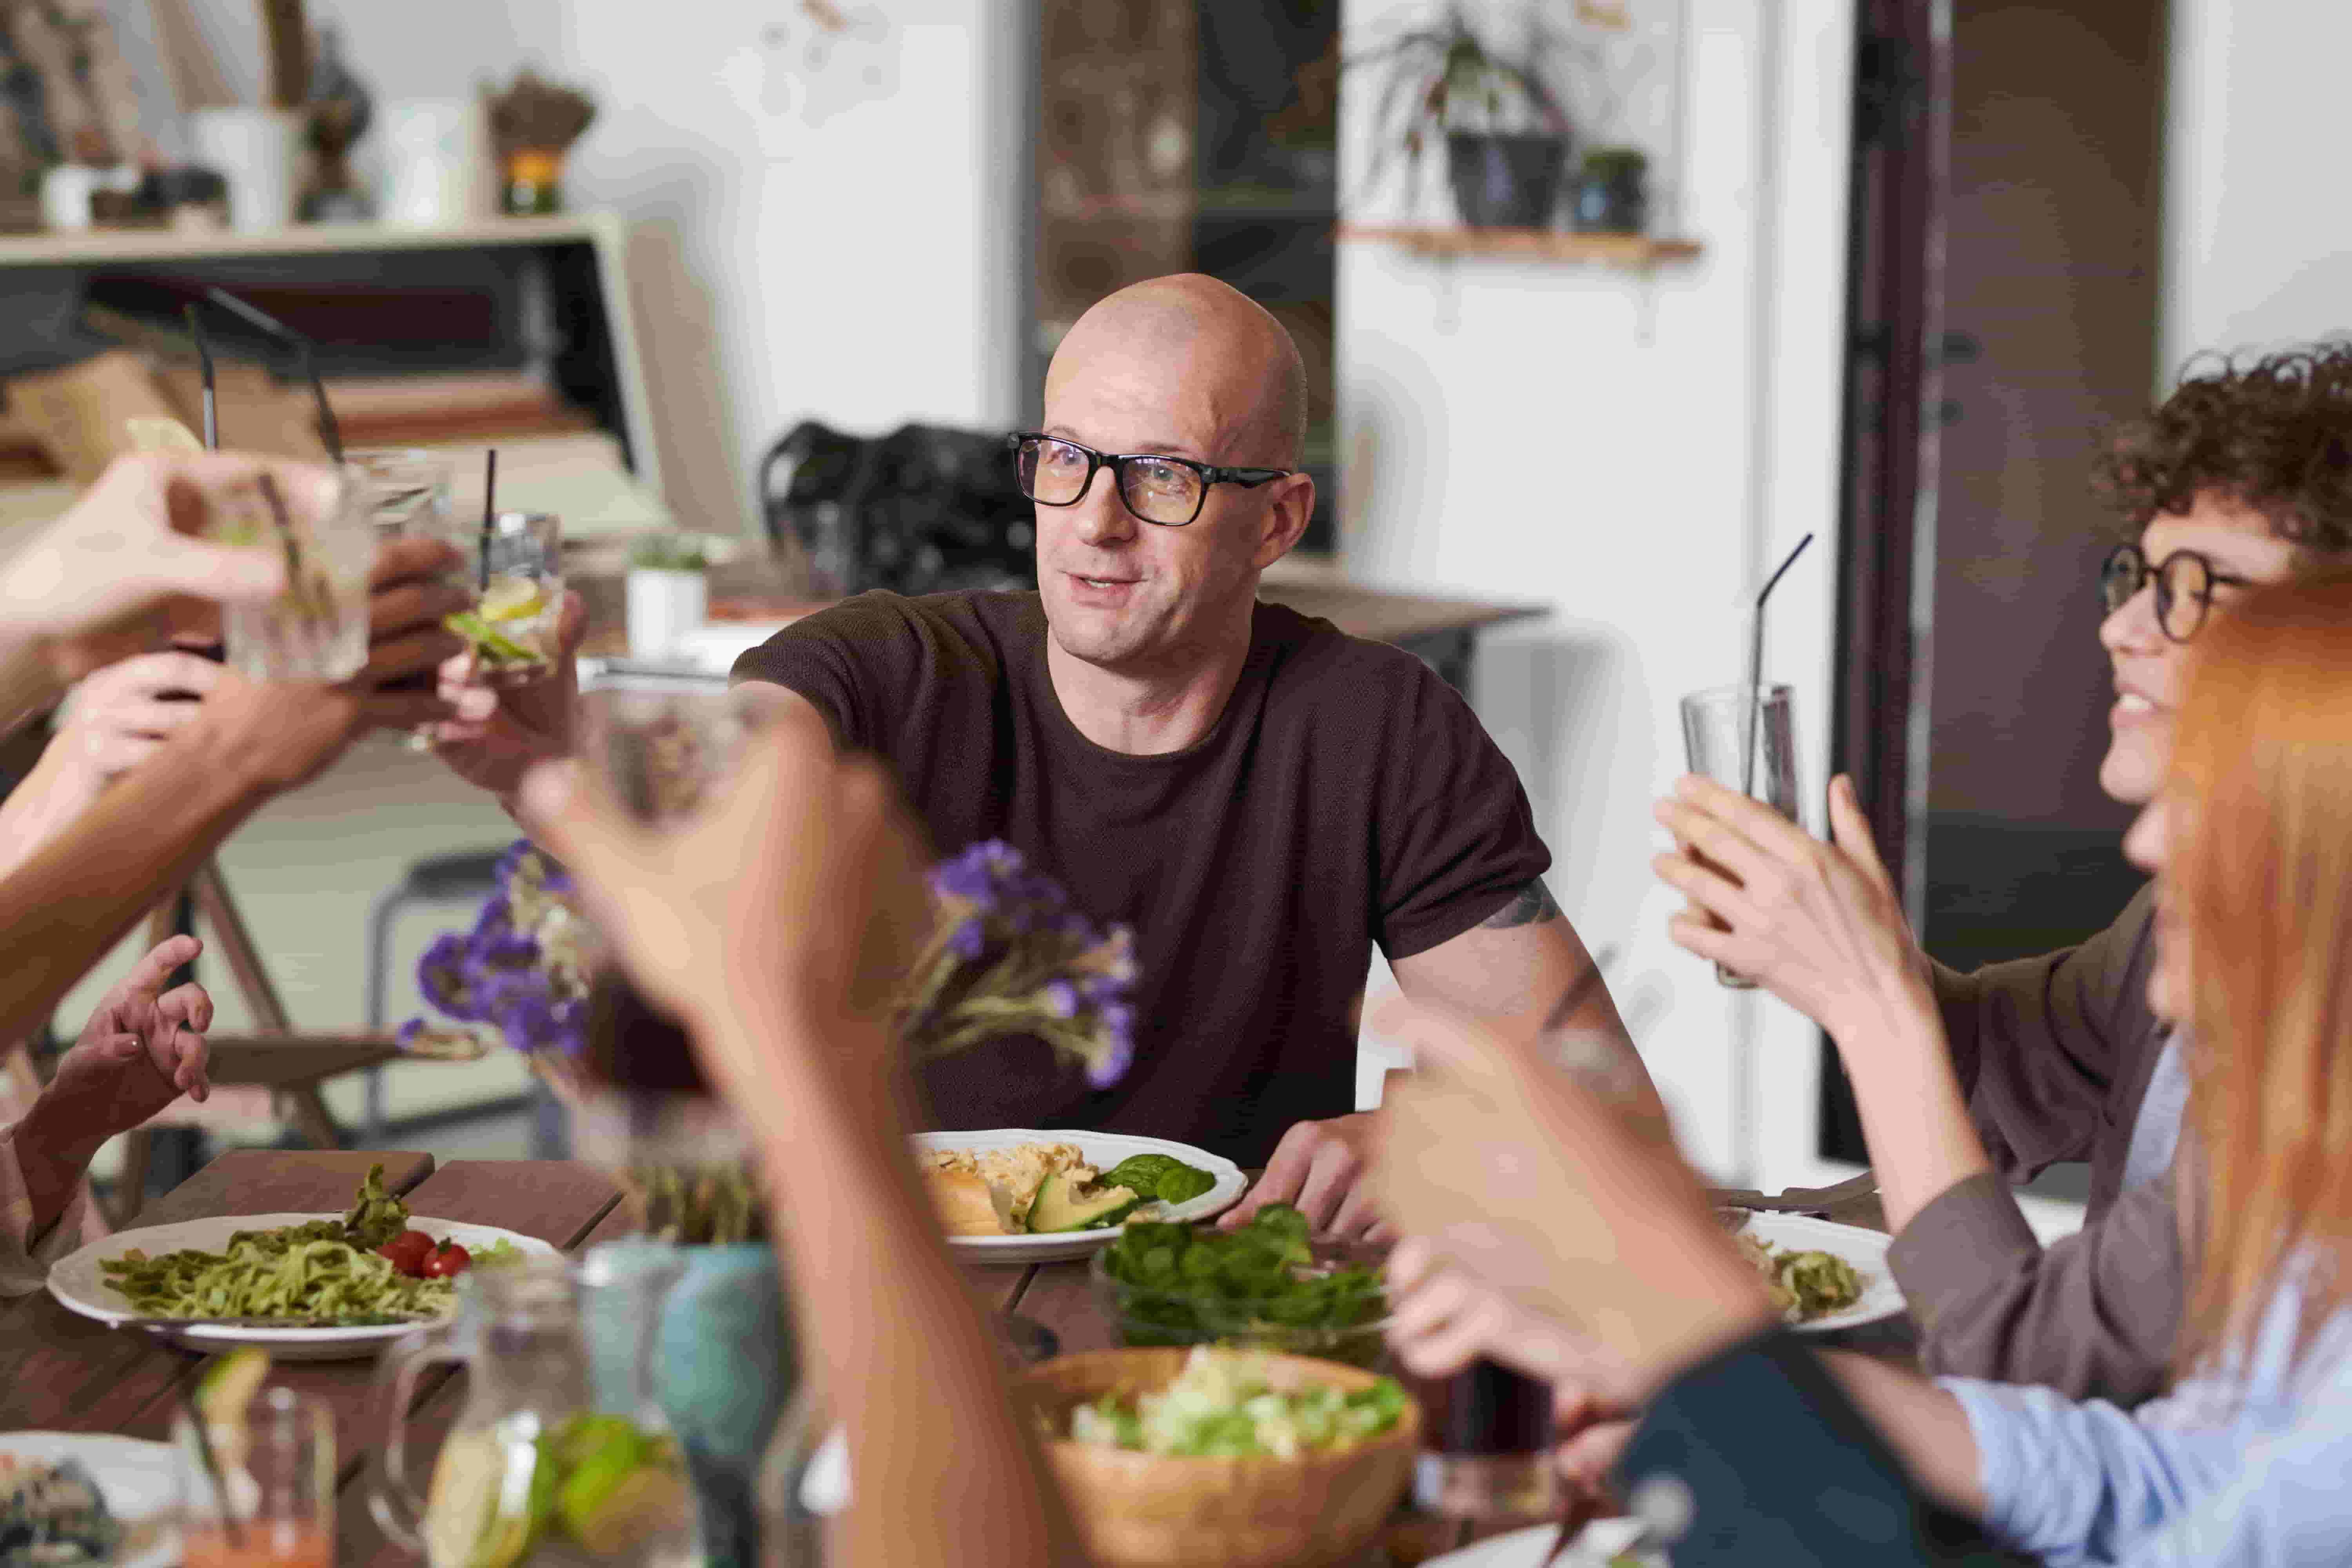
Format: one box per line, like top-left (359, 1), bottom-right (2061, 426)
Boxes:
top-left (732, 589), bottom-right (1550, 1163)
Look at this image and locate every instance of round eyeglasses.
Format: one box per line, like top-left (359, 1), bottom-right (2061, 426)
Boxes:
top-left (1008, 432), bottom-right (1293, 528)
top-left (2098, 542), bottom-right (2256, 642)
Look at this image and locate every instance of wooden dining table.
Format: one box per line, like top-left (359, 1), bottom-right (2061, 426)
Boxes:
top-left (0, 1149), bottom-right (1908, 1568)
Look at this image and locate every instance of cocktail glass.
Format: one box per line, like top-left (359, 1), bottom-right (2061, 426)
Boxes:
top-left (346, 448), bottom-right (454, 539)
top-left (447, 510), bottom-right (564, 686)
top-left (211, 465), bottom-right (372, 683)
top-left (174, 1387), bottom-right (334, 1568)
top-left (1677, 682), bottom-right (1800, 988)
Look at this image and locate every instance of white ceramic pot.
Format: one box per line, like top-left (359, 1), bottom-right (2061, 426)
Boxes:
top-left (377, 98), bottom-right (491, 225)
top-left (627, 568), bottom-right (708, 661)
top-left (188, 107), bottom-right (302, 232)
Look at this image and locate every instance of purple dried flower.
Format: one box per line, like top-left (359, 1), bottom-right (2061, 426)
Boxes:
top-left (396, 1017), bottom-right (425, 1049)
top-left (1086, 1027), bottom-right (1134, 1089)
top-left (949, 917), bottom-right (987, 960)
top-left (419, 933), bottom-right (484, 1020)
top-left (1044, 979), bottom-right (1080, 1019)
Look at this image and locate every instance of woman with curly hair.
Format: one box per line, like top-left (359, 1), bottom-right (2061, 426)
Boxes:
top-left (1640, 341), bottom-right (2352, 1405)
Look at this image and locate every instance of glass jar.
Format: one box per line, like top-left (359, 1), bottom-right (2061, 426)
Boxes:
top-left (370, 1252), bottom-right (698, 1568)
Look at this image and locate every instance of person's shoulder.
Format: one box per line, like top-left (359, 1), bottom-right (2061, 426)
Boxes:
top-left (738, 588), bottom-right (1036, 671)
top-left (1254, 599), bottom-right (1449, 702)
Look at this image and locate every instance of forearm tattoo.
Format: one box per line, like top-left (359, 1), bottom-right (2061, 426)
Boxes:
top-left (1481, 878), bottom-right (1563, 929)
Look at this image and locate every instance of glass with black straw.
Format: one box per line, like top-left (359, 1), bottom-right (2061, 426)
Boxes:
top-left (443, 450), bottom-right (567, 686)
top-left (1677, 534), bottom-right (1814, 987)
top-left (183, 300), bottom-right (373, 683)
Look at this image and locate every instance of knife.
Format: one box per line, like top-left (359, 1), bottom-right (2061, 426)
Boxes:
top-left (1706, 1169), bottom-right (1880, 1218)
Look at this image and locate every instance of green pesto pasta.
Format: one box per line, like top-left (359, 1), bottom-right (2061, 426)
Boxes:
top-left (98, 1163), bottom-right (458, 1323)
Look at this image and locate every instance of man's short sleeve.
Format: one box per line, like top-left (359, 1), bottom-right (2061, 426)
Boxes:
top-left (728, 593), bottom-right (909, 750)
top-left (1374, 664), bottom-right (1551, 960)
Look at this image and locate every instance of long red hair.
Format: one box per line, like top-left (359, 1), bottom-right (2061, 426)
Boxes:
top-left (2172, 568), bottom-right (2352, 1362)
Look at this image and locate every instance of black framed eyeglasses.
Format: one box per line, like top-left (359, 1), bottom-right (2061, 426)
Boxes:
top-left (1008, 432), bottom-right (1293, 528)
top-left (2098, 542), bottom-right (2256, 642)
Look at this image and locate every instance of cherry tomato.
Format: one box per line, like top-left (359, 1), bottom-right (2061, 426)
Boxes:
top-left (377, 1229), bottom-right (435, 1276)
top-left (421, 1240), bottom-right (472, 1279)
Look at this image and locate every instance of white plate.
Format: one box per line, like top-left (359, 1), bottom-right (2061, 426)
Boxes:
top-left (911, 1129), bottom-right (1247, 1263)
top-left (47, 1214), bottom-right (564, 1361)
top-left (1425, 1518), bottom-right (1655, 1567)
top-left (0, 1431), bottom-right (178, 1568)
top-left (1734, 1210), bottom-right (1907, 1333)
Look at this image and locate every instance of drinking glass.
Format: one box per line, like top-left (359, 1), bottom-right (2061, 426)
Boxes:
top-left (1679, 682), bottom-right (1799, 988)
top-left (346, 448), bottom-right (454, 539)
top-left (212, 465), bottom-right (373, 682)
top-left (175, 1387), bottom-right (334, 1568)
top-left (576, 686), bottom-right (759, 826)
top-left (448, 510), bottom-right (564, 685)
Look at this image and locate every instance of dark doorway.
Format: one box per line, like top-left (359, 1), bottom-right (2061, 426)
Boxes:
top-left (1824, 0), bottom-right (2169, 1164)
top-left (1031, 0), bottom-right (1339, 554)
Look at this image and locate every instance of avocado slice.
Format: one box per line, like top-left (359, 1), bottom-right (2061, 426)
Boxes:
top-left (1027, 1169), bottom-right (1144, 1234)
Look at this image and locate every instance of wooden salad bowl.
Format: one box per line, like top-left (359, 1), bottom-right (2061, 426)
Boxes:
top-left (1024, 1347), bottom-right (1422, 1568)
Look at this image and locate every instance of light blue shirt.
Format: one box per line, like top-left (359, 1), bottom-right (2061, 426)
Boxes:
top-left (2120, 1033), bottom-right (2189, 1193)
top-left (1943, 1274), bottom-right (2352, 1566)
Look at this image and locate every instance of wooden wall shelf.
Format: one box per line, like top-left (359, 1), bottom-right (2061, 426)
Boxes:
top-left (1337, 224), bottom-right (1702, 267)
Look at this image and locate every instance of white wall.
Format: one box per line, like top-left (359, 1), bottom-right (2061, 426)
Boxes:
top-left (1341, 0), bottom-right (1855, 1185)
top-left (128, 0), bottom-right (1024, 539)
top-left (2161, 1), bottom-right (2352, 375)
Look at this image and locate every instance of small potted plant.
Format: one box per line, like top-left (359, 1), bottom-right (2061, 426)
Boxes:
top-left (625, 532), bottom-right (711, 661)
top-left (1348, 1), bottom-right (1588, 230)
top-left (1570, 145), bottom-right (1649, 234)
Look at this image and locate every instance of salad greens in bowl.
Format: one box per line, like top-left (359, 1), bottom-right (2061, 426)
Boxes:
top-left (1089, 1204), bottom-right (1392, 1369)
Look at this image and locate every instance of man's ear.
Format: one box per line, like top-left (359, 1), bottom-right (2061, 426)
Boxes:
top-left (1252, 472), bottom-right (1318, 568)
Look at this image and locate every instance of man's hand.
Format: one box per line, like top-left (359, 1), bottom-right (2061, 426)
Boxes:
top-left (0, 452), bottom-right (296, 681)
top-left (185, 667), bottom-right (367, 797)
top-left (35, 935), bottom-right (213, 1155)
top-left (523, 700), bottom-right (934, 1087)
top-left (430, 591), bottom-right (586, 802)
top-left (356, 537), bottom-right (468, 731)
top-left (1369, 994), bottom-right (1776, 1399)
top-left (1653, 773), bottom-right (1935, 1039)
top-left (1221, 1112), bottom-right (1385, 1241)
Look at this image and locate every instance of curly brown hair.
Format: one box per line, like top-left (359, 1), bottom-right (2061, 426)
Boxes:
top-left (2096, 342), bottom-right (2352, 551)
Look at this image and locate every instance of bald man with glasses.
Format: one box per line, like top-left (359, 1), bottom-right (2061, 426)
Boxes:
top-left (727, 273), bottom-right (1659, 1234)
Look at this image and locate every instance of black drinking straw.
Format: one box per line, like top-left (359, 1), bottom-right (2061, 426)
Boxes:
top-left (1740, 533), bottom-right (1815, 800)
top-left (184, 303), bottom-right (217, 450)
top-left (203, 286), bottom-right (342, 462)
top-left (479, 450), bottom-right (498, 592)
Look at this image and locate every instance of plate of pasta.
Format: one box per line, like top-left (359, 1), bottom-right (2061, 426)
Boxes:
top-left (45, 1167), bottom-right (561, 1360)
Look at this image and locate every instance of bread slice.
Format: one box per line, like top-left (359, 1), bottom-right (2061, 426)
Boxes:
top-left (924, 1168), bottom-right (1016, 1236)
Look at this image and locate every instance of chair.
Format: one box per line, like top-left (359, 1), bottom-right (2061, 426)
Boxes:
top-left (362, 847), bottom-right (506, 1142)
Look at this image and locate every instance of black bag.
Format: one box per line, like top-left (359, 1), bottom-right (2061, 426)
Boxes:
top-left (759, 421), bottom-right (1038, 597)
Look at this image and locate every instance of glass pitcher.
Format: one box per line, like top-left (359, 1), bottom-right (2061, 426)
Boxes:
top-left (370, 1250), bottom-right (699, 1568)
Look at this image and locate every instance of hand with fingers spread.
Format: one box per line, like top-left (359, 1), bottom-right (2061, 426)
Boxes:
top-left (430, 592), bottom-right (587, 806)
top-left (1220, 1111), bottom-right (1387, 1242)
top-left (1368, 992), bottom-right (1777, 1400)
top-left (1652, 772), bottom-right (1935, 1040)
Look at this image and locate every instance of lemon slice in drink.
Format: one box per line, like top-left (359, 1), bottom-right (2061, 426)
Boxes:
top-left (426, 1425), bottom-right (552, 1568)
top-left (478, 578), bottom-right (548, 623)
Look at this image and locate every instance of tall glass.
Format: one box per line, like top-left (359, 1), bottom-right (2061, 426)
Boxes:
top-left (447, 510), bottom-right (565, 685)
top-left (211, 466), bottom-right (373, 682)
top-left (1679, 682), bottom-right (1799, 988)
top-left (347, 448), bottom-right (454, 540)
top-left (174, 1388), bottom-right (334, 1568)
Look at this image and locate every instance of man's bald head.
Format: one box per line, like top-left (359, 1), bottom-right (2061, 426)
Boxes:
top-left (1048, 274), bottom-right (1308, 468)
